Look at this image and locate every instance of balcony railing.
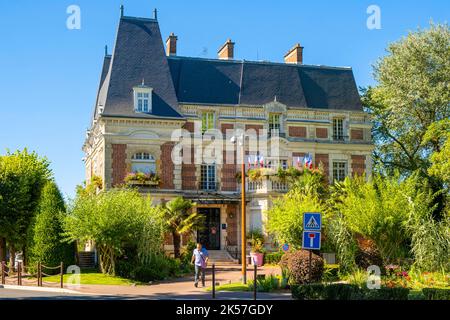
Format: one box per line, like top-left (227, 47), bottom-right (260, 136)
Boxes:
top-left (246, 176), bottom-right (289, 193)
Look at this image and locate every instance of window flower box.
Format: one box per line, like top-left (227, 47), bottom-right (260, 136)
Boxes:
top-left (124, 172), bottom-right (160, 186)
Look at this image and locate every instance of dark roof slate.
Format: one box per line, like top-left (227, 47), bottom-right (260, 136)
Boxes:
top-left (98, 16), bottom-right (182, 119)
top-left (94, 16), bottom-right (362, 121)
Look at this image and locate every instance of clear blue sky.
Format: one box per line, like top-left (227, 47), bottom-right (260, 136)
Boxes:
top-left (0, 0), bottom-right (448, 199)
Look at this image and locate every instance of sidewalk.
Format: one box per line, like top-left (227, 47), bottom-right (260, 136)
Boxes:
top-left (72, 264), bottom-right (284, 298)
top-left (1, 264), bottom-right (291, 300)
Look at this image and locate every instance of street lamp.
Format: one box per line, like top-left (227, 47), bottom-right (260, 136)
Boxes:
top-left (230, 133), bottom-right (247, 284)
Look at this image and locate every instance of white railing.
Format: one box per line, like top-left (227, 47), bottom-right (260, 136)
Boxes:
top-left (246, 177), bottom-right (289, 193)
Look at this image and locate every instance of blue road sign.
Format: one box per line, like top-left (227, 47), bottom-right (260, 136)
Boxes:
top-left (303, 212), bottom-right (322, 231)
top-left (282, 243), bottom-right (289, 252)
top-left (302, 231), bottom-right (321, 250)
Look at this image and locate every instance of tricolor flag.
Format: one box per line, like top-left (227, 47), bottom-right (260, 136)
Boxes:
top-left (247, 155), bottom-right (252, 168)
top-left (304, 153), bottom-right (313, 169)
top-left (259, 155), bottom-right (264, 167)
top-left (254, 155), bottom-right (259, 167)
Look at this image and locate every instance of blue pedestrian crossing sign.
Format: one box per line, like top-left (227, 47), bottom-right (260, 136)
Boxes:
top-left (303, 212), bottom-right (322, 231)
top-left (302, 231), bottom-right (321, 250)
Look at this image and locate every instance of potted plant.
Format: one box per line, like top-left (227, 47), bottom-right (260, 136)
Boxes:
top-left (248, 230), bottom-right (265, 266)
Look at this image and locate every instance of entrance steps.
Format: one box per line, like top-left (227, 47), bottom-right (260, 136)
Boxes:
top-left (208, 250), bottom-right (239, 265)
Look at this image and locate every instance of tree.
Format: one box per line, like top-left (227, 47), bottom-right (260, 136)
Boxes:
top-left (362, 22), bottom-right (449, 174)
top-left (266, 170), bottom-right (327, 249)
top-left (0, 149), bottom-right (51, 264)
top-left (423, 119), bottom-right (450, 185)
top-left (28, 181), bottom-right (75, 269)
top-left (64, 188), bottom-right (164, 275)
top-left (160, 197), bottom-right (203, 258)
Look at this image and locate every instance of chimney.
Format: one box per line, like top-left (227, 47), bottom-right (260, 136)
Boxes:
top-left (284, 43), bottom-right (303, 64)
top-left (166, 33), bottom-right (177, 56)
top-left (218, 39), bottom-right (235, 60)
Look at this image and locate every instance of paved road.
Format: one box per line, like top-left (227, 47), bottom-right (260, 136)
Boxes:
top-left (0, 288), bottom-right (291, 300)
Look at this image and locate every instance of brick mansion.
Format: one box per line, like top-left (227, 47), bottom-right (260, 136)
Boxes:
top-left (83, 10), bottom-right (373, 255)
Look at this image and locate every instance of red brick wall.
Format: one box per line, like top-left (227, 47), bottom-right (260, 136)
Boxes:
top-left (182, 145), bottom-right (196, 190)
top-left (225, 205), bottom-right (238, 245)
top-left (245, 124), bottom-right (263, 135)
top-left (221, 123), bottom-right (234, 135)
top-left (160, 142), bottom-right (175, 189)
top-left (183, 121), bottom-right (194, 133)
top-left (289, 126), bottom-right (307, 138)
top-left (316, 128), bottom-right (328, 139)
top-left (315, 153), bottom-right (329, 177)
top-left (221, 150), bottom-right (237, 191)
top-left (111, 144), bottom-right (127, 186)
top-left (351, 155), bottom-right (366, 176)
top-left (351, 129), bottom-right (364, 140)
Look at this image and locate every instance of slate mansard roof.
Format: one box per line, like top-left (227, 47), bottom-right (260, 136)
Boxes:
top-left (93, 16), bottom-right (363, 121)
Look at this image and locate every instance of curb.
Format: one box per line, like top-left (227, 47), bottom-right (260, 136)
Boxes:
top-left (0, 284), bottom-right (84, 294)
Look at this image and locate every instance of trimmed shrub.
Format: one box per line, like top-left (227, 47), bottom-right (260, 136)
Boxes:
top-left (355, 237), bottom-right (383, 270)
top-left (291, 284), bottom-right (325, 300)
top-left (264, 251), bottom-right (284, 265)
top-left (422, 288), bottom-right (450, 300)
top-left (362, 287), bottom-right (410, 300)
top-left (325, 284), bottom-right (361, 300)
top-left (292, 283), bottom-right (410, 300)
top-left (286, 250), bottom-right (324, 285)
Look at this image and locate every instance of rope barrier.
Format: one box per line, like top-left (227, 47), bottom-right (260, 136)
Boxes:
top-left (2, 261), bottom-right (63, 288)
top-left (41, 271), bottom-right (59, 277)
top-left (41, 265), bottom-right (62, 270)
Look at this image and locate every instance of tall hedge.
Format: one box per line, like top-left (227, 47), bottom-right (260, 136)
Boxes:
top-left (28, 181), bottom-right (75, 269)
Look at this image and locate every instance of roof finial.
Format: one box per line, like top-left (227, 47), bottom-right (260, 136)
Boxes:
top-left (274, 95), bottom-right (278, 102)
top-left (104, 45), bottom-right (108, 56)
top-left (120, 4), bottom-right (124, 18)
top-left (142, 78), bottom-right (145, 86)
top-left (153, 8), bottom-right (158, 20)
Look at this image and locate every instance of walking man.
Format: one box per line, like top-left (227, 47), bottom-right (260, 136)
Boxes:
top-left (191, 242), bottom-right (209, 287)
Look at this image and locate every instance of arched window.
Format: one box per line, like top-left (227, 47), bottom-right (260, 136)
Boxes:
top-left (131, 152), bottom-right (156, 174)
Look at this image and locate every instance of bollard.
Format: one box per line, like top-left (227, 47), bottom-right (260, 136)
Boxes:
top-left (212, 263), bottom-right (216, 299)
top-left (60, 262), bottom-right (64, 288)
top-left (253, 263), bottom-right (257, 300)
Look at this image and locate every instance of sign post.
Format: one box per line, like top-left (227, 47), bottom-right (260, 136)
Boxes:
top-left (302, 212), bottom-right (322, 283)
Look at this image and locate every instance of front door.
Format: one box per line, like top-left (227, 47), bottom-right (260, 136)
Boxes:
top-left (197, 208), bottom-right (221, 250)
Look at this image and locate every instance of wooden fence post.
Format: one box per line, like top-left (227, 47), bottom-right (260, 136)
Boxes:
top-left (1, 261), bottom-right (5, 285)
top-left (37, 262), bottom-right (41, 287)
top-left (60, 262), bottom-right (64, 288)
top-left (17, 262), bottom-right (21, 286)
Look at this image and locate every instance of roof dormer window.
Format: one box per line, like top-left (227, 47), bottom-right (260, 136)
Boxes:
top-left (133, 84), bottom-right (152, 113)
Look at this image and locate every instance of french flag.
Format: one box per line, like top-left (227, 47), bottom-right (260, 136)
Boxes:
top-left (304, 153), bottom-right (313, 169)
top-left (259, 155), bottom-right (264, 168)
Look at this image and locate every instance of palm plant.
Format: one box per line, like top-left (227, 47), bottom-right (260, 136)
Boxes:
top-left (161, 197), bottom-right (204, 258)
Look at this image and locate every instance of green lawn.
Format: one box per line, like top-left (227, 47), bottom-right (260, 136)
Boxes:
top-left (205, 282), bottom-right (250, 292)
top-left (40, 272), bottom-right (142, 286)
